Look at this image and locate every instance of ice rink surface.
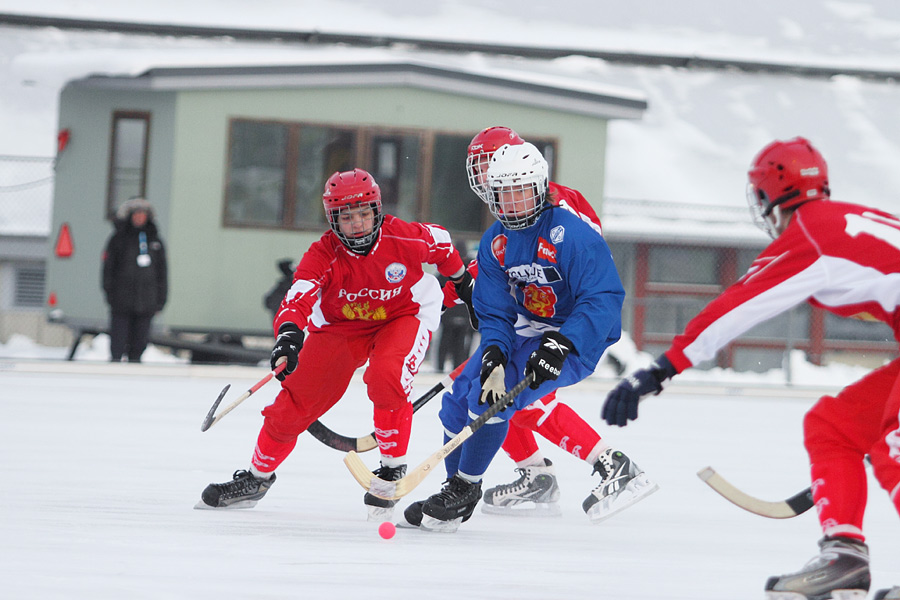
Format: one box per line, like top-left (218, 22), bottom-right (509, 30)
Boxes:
top-left (1, 361), bottom-right (897, 600)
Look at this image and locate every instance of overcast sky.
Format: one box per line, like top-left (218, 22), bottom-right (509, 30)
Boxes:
top-left (3, 1), bottom-right (900, 235)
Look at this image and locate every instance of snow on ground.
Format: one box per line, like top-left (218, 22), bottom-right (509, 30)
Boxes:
top-left (0, 338), bottom-right (898, 599)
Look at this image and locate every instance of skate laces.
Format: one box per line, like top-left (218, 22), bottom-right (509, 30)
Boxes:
top-left (495, 469), bottom-right (530, 494)
top-left (373, 464), bottom-right (407, 482)
top-left (221, 470), bottom-right (260, 497)
top-left (434, 476), bottom-right (474, 503)
top-left (590, 451), bottom-right (634, 494)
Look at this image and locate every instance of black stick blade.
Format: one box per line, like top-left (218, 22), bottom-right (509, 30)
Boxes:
top-left (200, 384), bottom-right (230, 432)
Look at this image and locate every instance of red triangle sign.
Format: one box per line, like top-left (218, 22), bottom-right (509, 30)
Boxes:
top-left (55, 223), bottom-right (73, 258)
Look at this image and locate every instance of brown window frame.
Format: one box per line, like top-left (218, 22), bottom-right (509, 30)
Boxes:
top-left (106, 110), bottom-right (151, 220)
top-left (221, 118), bottom-right (558, 240)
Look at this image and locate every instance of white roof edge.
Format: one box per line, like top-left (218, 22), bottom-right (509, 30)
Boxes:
top-left (72, 59), bottom-right (648, 119)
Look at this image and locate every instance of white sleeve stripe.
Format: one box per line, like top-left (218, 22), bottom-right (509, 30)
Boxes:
top-left (811, 256), bottom-right (900, 313)
top-left (684, 255), bottom-right (900, 366)
top-left (683, 261), bottom-right (824, 366)
top-left (286, 279), bottom-right (316, 301)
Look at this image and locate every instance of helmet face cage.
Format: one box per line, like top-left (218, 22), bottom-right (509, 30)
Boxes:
top-left (466, 151), bottom-right (492, 203)
top-left (322, 169), bottom-right (383, 252)
top-left (466, 126), bottom-right (524, 202)
top-left (327, 201), bottom-right (383, 251)
top-left (486, 142), bottom-right (549, 231)
top-left (746, 182), bottom-right (778, 238)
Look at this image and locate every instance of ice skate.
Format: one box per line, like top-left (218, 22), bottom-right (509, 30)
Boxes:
top-left (399, 500), bottom-right (425, 529)
top-left (764, 537), bottom-right (870, 600)
top-left (482, 458), bottom-right (561, 516)
top-left (196, 469), bottom-right (275, 509)
top-left (418, 475), bottom-right (483, 532)
top-left (363, 463), bottom-right (406, 521)
top-left (874, 587), bottom-right (900, 600)
top-left (582, 448), bottom-right (658, 523)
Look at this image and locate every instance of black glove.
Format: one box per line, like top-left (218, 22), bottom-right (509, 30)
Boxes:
top-left (601, 355), bottom-right (677, 427)
top-left (270, 323), bottom-right (304, 381)
top-left (479, 344), bottom-right (508, 408)
top-left (525, 331), bottom-right (574, 390)
top-left (451, 269), bottom-right (478, 330)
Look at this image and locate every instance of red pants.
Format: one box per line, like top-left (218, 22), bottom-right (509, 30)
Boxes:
top-left (804, 357), bottom-right (900, 541)
top-left (502, 391), bottom-right (603, 464)
top-left (251, 316), bottom-right (430, 473)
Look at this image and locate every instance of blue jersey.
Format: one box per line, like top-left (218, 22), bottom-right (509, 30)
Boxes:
top-left (474, 206), bottom-right (624, 370)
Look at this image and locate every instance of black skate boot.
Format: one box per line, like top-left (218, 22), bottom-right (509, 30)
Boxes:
top-left (363, 463), bottom-right (406, 521)
top-left (399, 500), bottom-right (425, 528)
top-left (482, 458), bottom-right (561, 516)
top-left (419, 475), bottom-right (483, 532)
top-left (196, 469), bottom-right (275, 509)
top-left (764, 536), bottom-right (870, 600)
top-left (874, 587), bottom-right (900, 600)
top-left (582, 448), bottom-right (658, 523)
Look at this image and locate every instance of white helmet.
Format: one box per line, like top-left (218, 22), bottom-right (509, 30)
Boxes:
top-left (485, 142), bottom-right (549, 230)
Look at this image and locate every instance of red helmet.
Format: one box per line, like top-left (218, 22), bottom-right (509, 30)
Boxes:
top-left (466, 126), bottom-right (524, 202)
top-left (322, 169), bottom-right (383, 252)
top-left (747, 137), bottom-right (829, 237)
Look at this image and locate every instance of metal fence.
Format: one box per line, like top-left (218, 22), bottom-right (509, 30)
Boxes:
top-left (0, 155), bottom-right (55, 236)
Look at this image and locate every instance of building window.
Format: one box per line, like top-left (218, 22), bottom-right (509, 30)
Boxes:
top-left (225, 120), bottom-right (289, 226)
top-left (648, 246), bottom-right (719, 285)
top-left (14, 264), bottom-right (45, 308)
top-left (430, 134), bottom-right (486, 235)
top-left (222, 119), bottom-right (557, 238)
top-left (368, 133), bottom-right (420, 223)
top-left (107, 111), bottom-right (150, 219)
top-left (292, 126), bottom-right (355, 228)
top-left (824, 312), bottom-right (893, 342)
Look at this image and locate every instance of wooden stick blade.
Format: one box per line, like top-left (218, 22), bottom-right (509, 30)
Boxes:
top-left (697, 466), bottom-right (813, 519)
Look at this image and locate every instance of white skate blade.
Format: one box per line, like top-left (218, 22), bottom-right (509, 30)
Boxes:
top-left (481, 501), bottom-right (562, 517)
top-left (366, 505), bottom-right (396, 522)
top-left (193, 499), bottom-right (258, 510)
top-left (586, 476), bottom-right (659, 524)
top-left (419, 515), bottom-right (463, 533)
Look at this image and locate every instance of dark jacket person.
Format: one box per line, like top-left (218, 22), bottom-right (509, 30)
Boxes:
top-left (102, 197), bottom-right (168, 362)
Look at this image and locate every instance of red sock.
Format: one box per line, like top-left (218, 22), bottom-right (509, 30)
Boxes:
top-left (809, 458), bottom-right (867, 541)
top-left (250, 426), bottom-right (297, 475)
top-left (511, 401), bottom-right (601, 462)
top-left (501, 419), bottom-right (541, 463)
top-left (373, 403), bottom-right (413, 460)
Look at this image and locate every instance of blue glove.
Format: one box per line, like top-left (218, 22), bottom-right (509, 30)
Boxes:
top-left (270, 323), bottom-right (304, 381)
top-left (451, 269), bottom-right (478, 330)
top-left (602, 355), bottom-right (676, 427)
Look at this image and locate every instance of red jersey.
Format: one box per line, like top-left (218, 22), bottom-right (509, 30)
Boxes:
top-left (275, 215), bottom-right (464, 335)
top-left (549, 181), bottom-right (602, 234)
top-left (666, 200), bottom-right (900, 372)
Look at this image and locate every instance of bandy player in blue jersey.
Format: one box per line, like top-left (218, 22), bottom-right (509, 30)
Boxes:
top-left (403, 142), bottom-right (657, 532)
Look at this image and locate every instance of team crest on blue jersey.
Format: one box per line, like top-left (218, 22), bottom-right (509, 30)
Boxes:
top-left (550, 225), bottom-right (565, 244)
top-left (385, 262), bottom-right (407, 283)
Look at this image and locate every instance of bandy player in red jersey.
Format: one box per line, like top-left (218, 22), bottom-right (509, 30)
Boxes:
top-left (603, 137), bottom-right (900, 600)
top-left (455, 126), bottom-right (654, 521)
top-left (198, 168), bottom-right (470, 522)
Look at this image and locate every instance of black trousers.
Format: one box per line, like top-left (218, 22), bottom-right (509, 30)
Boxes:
top-left (436, 321), bottom-right (472, 373)
top-left (109, 312), bottom-right (154, 362)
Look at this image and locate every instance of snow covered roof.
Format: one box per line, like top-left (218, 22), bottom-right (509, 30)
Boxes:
top-left (73, 58), bottom-right (648, 120)
top-left (602, 197), bottom-right (769, 247)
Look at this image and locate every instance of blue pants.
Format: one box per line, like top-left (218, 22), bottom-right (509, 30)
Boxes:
top-left (437, 336), bottom-right (593, 480)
